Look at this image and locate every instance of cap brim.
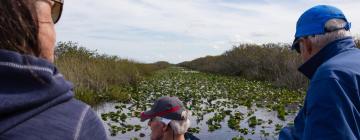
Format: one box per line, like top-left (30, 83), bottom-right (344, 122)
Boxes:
top-left (140, 110), bottom-right (154, 122)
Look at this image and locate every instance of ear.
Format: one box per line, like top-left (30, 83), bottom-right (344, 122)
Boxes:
top-left (162, 124), bottom-right (169, 132)
top-left (303, 38), bottom-right (313, 54)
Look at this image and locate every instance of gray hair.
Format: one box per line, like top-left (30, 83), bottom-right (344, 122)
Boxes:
top-left (307, 19), bottom-right (351, 48)
top-left (169, 110), bottom-right (192, 135)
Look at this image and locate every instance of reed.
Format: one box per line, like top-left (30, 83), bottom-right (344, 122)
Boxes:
top-left (54, 41), bottom-right (170, 106)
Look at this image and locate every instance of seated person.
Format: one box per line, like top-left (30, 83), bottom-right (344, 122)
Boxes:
top-left (140, 96), bottom-right (199, 140)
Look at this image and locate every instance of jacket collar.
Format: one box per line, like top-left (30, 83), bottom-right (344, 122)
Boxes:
top-left (298, 37), bottom-right (356, 79)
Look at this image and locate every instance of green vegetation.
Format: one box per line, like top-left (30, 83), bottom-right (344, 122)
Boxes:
top-left (55, 40), bottom-right (359, 107)
top-left (207, 113), bottom-right (226, 132)
top-left (51, 37), bottom-right (360, 139)
top-left (178, 43), bottom-right (307, 90)
top-left (101, 67), bottom-right (305, 138)
top-left (275, 124), bottom-right (284, 132)
top-left (232, 136), bottom-right (246, 140)
top-left (188, 127), bottom-right (201, 134)
top-left (274, 105), bottom-right (287, 121)
top-left (248, 116), bottom-right (263, 128)
top-left (228, 112), bottom-right (244, 130)
top-left (179, 40), bottom-right (360, 90)
top-left (55, 42), bottom-right (171, 106)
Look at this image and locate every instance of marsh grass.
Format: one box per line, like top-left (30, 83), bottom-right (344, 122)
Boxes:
top-left (55, 39), bottom-right (358, 106)
top-left (179, 43), bottom-right (306, 90)
top-left (180, 39), bottom-right (360, 90)
top-left (55, 42), bottom-right (170, 106)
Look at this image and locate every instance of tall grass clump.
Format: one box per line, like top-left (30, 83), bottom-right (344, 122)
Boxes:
top-left (180, 38), bottom-right (360, 90)
top-left (355, 38), bottom-right (360, 47)
top-left (55, 41), bottom-right (171, 106)
top-left (179, 43), bottom-right (306, 89)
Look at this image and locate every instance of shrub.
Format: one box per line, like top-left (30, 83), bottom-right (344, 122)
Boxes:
top-left (180, 39), bottom-right (360, 89)
top-left (55, 41), bottom-right (170, 106)
top-left (179, 43), bottom-right (307, 89)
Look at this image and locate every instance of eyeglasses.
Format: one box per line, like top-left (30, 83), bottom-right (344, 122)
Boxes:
top-left (51, 0), bottom-right (64, 24)
top-left (293, 36), bottom-right (311, 54)
top-left (293, 39), bottom-right (301, 53)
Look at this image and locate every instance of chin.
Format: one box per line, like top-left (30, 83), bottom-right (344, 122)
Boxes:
top-left (151, 136), bottom-right (162, 140)
top-left (151, 134), bottom-right (163, 140)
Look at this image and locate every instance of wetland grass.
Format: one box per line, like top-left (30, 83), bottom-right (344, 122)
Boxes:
top-left (55, 42), bottom-right (170, 106)
top-left (178, 43), bottom-right (307, 90)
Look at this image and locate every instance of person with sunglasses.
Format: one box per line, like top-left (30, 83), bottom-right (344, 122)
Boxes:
top-left (141, 96), bottom-right (199, 140)
top-left (279, 5), bottom-right (360, 140)
top-left (0, 0), bottom-right (107, 140)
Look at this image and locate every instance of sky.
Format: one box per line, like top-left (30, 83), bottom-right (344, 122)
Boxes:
top-left (56, 0), bottom-right (360, 64)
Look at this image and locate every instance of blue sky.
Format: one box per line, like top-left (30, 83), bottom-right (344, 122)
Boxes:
top-left (56, 0), bottom-right (360, 63)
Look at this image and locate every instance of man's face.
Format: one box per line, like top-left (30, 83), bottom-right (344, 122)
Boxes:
top-left (148, 118), bottom-right (166, 140)
top-left (299, 38), bottom-right (313, 62)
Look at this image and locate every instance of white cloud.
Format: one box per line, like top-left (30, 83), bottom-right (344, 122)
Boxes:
top-left (56, 0), bottom-right (360, 63)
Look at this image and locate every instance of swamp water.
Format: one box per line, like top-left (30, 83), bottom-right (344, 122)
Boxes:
top-left (95, 68), bottom-right (304, 140)
top-left (96, 103), bottom-right (297, 140)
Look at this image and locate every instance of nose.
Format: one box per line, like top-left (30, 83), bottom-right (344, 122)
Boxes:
top-left (148, 121), bottom-right (151, 126)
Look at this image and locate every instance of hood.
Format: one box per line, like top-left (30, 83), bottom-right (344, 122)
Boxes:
top-left (0, 49), bottom-right (73, 134)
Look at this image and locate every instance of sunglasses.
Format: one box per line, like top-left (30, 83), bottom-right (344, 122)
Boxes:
top-left (293, 38), bottom-right (301, 53)
top-left (293, 36), bottom-right (312, 54)
top-left (51, 0), bottom-right (64, 24)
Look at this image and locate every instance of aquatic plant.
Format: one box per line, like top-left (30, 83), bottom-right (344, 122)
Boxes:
top-left (55, 41), bottom-right (171, 106)
top-left (101, 67), bottom-right (304, 138)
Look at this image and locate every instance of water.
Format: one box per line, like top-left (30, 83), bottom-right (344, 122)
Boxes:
top-left (96, 102), bottom-right (297, 140)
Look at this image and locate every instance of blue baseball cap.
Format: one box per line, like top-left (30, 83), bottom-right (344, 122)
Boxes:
top-left (292, 5), bottom-right (351, 52)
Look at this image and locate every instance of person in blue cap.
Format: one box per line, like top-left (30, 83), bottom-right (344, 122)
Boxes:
top-left (279, 5), bottom-right (360, 140)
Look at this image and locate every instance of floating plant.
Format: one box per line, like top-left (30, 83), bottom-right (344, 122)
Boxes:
top-left (100, 67), bottom-right (305, 139)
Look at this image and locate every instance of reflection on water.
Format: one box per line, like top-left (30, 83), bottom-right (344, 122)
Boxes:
top-left (96, 102), bottom-right (297, 140)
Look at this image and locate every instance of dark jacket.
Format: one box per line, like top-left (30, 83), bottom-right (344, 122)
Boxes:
top-left (279, 37), bottom-right (360, 140)
top-left (185, 132), bottom-right (200, 140)
top-left (0, 50), bottom-right (107, 140)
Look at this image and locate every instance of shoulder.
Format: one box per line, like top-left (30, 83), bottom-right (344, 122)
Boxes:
top-left (42, 99), bottom-right (107, 139)
top-left (48, 98), bottom-right (92, 120)
top-left (2, 99), bottom-right (107, 140)
top-left (76, 105), bottom-right (108, 140)
top-left (64, 99), bottom-right (108, 140)
top-left (37, 99), bottom-right (104, 132)
top-left (313, 49), bottom-right (360, 84)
